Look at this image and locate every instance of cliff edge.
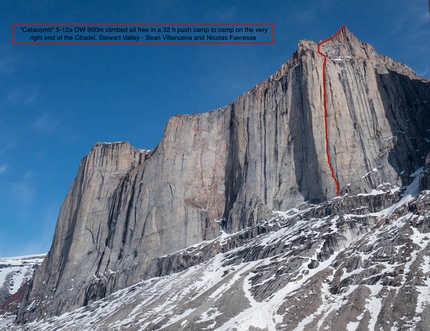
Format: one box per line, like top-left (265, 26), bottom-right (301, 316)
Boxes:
top-left (16, 27), bottom-right (430, 322)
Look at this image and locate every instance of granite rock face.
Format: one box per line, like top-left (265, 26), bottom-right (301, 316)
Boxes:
top-left (16, 28), bottom-right (430, 322)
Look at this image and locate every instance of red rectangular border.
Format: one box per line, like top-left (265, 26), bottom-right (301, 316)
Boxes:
top-left (12, 23), bottom-right (275, 45)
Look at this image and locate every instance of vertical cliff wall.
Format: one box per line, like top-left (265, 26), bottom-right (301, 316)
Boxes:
top-left (17, 27), bottom-right (430, 322)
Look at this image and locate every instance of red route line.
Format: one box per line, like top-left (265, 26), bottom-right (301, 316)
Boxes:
top-left (317, 25), bottom-right (346, 197)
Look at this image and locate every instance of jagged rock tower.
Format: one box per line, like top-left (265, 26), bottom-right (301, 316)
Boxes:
top-left (16, 27), bottom-right (430, 322)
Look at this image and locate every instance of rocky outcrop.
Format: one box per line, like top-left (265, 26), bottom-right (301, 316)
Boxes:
top-left (0, 284), bottom-right (29, 316)
top-left (4, 186), bottom-right (430, 330)
top-left (16, 27), bottom-right (430, 322)
top-left (0, 255), bottom-right (44, 309)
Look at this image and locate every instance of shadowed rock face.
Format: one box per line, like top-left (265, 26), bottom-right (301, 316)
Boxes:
top-left (420, 153), bottom-right (430, 190)
top-left (16, 28), bottom-right (430, 322)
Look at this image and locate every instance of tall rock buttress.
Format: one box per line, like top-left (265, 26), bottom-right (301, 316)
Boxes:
top-left (17, 27), bottom-right (430, 322)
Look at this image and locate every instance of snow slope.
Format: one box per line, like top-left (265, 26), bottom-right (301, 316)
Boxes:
top-left (1, 181), bottom-right (430, 330)
top-left (0, 255), bottom-right (45, 305)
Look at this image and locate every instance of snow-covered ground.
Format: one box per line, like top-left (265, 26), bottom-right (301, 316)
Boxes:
top-left (0, 254), bottom-right (45, 299)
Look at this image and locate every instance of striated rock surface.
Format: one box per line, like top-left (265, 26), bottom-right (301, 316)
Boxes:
top-left (420, 153), bottom-right (430, 190)
top-left (15, 27), bottom-right (430, 322)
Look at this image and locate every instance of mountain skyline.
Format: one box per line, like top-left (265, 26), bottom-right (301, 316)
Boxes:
top-left (1, 6), bottom-right (430, 327)
top-left (8, 25), bottom-right (430, 323)
top-left (1, 0), bottom-right (430, 258)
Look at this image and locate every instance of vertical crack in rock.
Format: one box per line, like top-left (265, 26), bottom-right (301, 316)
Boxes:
top-left (318, 25), bottom-right (345, 196)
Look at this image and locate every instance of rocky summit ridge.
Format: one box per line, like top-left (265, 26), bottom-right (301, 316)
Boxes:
top-left (2, 27), bottom-right (430, 329)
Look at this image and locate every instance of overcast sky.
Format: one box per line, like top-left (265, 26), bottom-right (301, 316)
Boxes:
top-left (0, 0), bottom-right (429, 257)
